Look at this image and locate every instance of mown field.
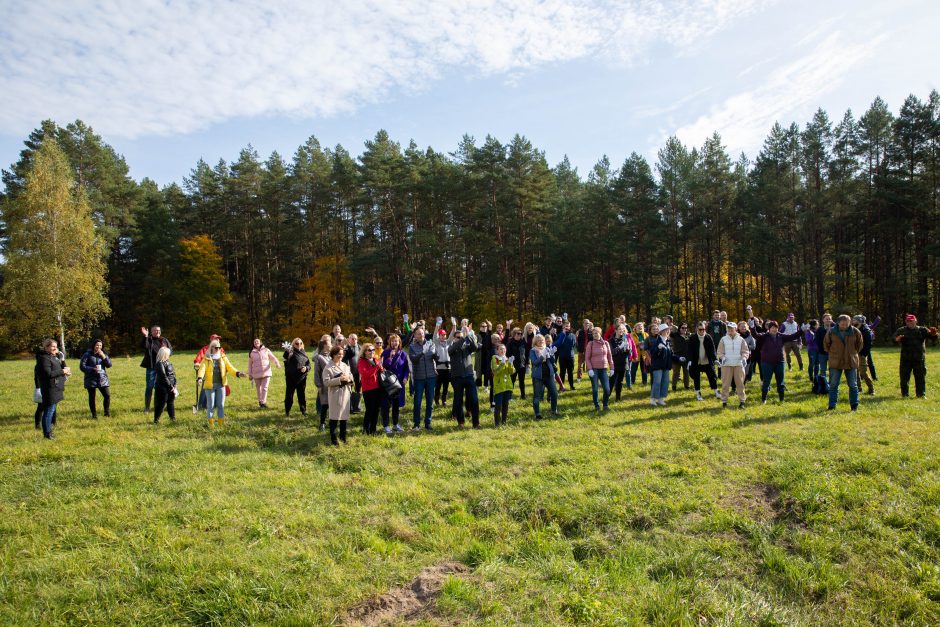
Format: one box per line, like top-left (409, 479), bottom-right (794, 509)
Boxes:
top-left (0, 347), bottom-right (938, 625)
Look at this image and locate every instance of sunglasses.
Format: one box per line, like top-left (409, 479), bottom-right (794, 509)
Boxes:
top-left (364, 349), bottom-right (374, 353)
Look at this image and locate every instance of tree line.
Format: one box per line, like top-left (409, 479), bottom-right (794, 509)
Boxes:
top-left (1, 91), bottom-right (937, 354)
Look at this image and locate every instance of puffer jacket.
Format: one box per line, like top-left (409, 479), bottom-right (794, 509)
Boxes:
top-left (717, 334), bottom-right (750, 367)
top-left (645, 335), bottom-right (673, 371)
top-left (197, 354), bottom-right (239, 388)
top-left (823, 326), bottom-right (863, 370)
top-left (248, 346), bottom-right (280, 379)
top-left (80, 350), bottom-right (112, 388)
top-left (449, 334), bottom-right (479, 379)
top-left (408, 339), bottom-right (437, 380)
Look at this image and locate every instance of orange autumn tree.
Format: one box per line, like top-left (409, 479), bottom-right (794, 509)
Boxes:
top-left (169, 235), bottom-right (232, 346)
top-left (282, 255), bottom-right (354, 342)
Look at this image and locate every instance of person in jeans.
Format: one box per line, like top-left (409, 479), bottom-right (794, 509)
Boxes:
top-left (804, 320), bottom-right (819, 382)
top-left (687, 322), bottom-right (719, 401)
top-left (893, 314), bottom-right (938, 398)
top-left (196, 340), bottom-right (244, 427)
top-left (529, 334), bottom-right (559, 420)
top-left (670, 323), bottom-right (691, 391)
top-left (357, 343), bottom-right (384, 435)
top-left (824, 315), bottom-right (864, 411)
top-left (555, 321), bottom-right (577, 390)
top-left (408, 327), bottom-right (437, 431)
top-left (814, 313), bottom-right (833, 380)
top-left (139, 325), bottom-right (172, 413)
top-left (752, 320), bottom-right (802, 403)
top-left (153, 347), bottom-right (177, 423)
top-left (852, 315), bottom-right (875, 396)
top-left (449, 323), bottom-right (481, 428)
top-left (36, 338), bottom-right (71, 440)
top-left (491, 343), bottom-right (515, 426)
top-left (584, 327), bottom-right (614, 411)
top-left (79, 339), bottom-right (112, 419)
top-left (717, 322), bottom-right (750, 409)
top-left (781, 313), bottom-right (803, 371)
top-left (609, 324), bottom-right (634, 401)
top-left (645, 323), bottom-right (673, 407)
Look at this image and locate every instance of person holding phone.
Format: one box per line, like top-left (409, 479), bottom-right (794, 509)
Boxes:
top-left (79, 339), bottom-right (112, 419)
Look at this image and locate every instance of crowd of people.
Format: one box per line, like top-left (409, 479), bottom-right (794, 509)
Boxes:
top-left (31, 310), bottom-right (937, 442)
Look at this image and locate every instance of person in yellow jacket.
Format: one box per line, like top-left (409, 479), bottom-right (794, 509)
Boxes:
top-left (491, 344), bottom-right (515, 427)
top-left (196, 340), bottom-right (245, 426)
top-left (631, 322), bottom-right (649, 386)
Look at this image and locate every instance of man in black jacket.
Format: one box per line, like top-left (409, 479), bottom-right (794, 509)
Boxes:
top-left (893, 314), bottom-right (938, 398)
top-left (687, 322), bottom-right (719, 400)
top-left (670, 323), bottom-right (691, 391)
top-left (449, 325), bottom-right (480, 428)
top-left (140, 325), bottom-right (172, 413)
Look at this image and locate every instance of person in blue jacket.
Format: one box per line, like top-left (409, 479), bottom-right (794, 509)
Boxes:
top-left (529, 334), bottom-right (559, 420)
top-left (554, 321), bottom-right (577, 390)
top-left (644, 323), bottom-right (674, 407)
top-left (79, 339), bottom-right (113, 419)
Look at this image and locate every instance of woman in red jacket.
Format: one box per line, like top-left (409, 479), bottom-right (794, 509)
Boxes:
top-left (357, 343), bottom-right (384, 435)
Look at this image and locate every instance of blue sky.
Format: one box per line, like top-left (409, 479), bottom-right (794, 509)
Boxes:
top-left (1, 0), bottom-right (938, 186)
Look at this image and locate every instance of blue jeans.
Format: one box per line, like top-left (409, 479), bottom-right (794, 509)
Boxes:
top-left (205, 386), bottom-right (225, 418)
top-left (451, 374), bottom-right (479, 427)
top-left (760, 361), bottom-right (786, 397)
top-left (412, 376), bottom-right (436, 427)
top-left (650, 369), bottom-right (670, 400)
top-left (817, 353), bottom-right (829, 380)
top-left (807, 351), bottom-right (819, 381)
top-left (532, 376), bottom-right (558, 417)
top-left (41, 401), bottom-right (58, 435)
top-left (590, 369), bottom-right (611, 408)
top-left (145, 368), bottom-right (157, 407)
top-left (828, 368), bottom-right (858, 408)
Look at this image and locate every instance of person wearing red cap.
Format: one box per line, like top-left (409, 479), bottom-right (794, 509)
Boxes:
top-left (894, 314), bottom-right (938, 398)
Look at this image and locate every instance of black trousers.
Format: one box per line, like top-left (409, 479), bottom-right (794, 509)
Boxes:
top-left (434, 369), bottom-right (451, 404)
top-left (285, 377), bottom-right (307, 415)
top-left (363, 388), bottom-right (383, 434)
top-left (87, 386), bottom-right (111, 417)
top-left (329, 419), bottom-right (347, 444)
top-left (690, 363), bottom-right (717, 391)
top-left (317, 393), bottom-right (329, 425)
top-left (558, 356), bottom-right (575, 388)
top-left (154, 386), bottom-right (175, 422)
top-left (611, 368), bottom-right (627, 400)
top-left (510, 366), bottom-right (527, 399)
top-left (900, 357), bottom-right (927, 397)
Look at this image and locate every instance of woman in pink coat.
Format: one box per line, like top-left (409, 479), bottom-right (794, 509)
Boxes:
top-left (248, 338), bottom-right (281, 408)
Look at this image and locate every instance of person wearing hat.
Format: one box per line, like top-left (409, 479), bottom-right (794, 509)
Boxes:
top-left (780, 313), bottom-right (803, 371)
top-left (823, 315), bottom-right (864, 411)
top-left (893, 314), bottom-right (938, 398)
top-left (644, 323), bottom-right (674, 406)
top-left (851, 316), bottom-right (875, 396)
top-left (717, 321), bottom-right (750, 408)
top-left (433, 321), bottom-right (453, 408)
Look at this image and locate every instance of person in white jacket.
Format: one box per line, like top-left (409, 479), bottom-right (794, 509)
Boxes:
top-left (717, 321), bottom-right (750, 408)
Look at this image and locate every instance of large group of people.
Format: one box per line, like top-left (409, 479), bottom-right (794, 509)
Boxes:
top-left (30, 309), bottom-right (937, 442)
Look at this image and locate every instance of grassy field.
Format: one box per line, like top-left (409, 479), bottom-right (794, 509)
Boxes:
top-left (0, 347), bottom-right (938, 625)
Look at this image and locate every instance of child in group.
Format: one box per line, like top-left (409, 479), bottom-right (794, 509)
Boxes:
top-left (491, 343), bottom-right (515, 426)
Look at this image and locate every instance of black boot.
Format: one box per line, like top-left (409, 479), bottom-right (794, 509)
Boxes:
top-left (778, 390), bottom-right (785, 402)
top-left (329, 419), bottom-right (339, 445)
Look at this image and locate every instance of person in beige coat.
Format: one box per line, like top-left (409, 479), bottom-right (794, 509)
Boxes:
top-left (323, 345), bottom-right (354, 444)
top-left (717, 322), bottom-right (750, 409)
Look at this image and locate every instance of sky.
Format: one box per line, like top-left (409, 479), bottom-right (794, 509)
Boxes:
top-left (1, 0), bottom-right (938, 187)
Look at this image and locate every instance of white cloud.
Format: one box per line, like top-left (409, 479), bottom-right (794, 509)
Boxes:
top-left (673, 31), bottom-right (884, 155)
top-left (0, 0), bottom-right (763, 138)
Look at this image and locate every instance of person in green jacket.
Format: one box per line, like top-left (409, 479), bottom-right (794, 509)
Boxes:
top-left (491, 343), bottom-right (515, 426)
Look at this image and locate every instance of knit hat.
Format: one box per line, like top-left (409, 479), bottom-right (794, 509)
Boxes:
top-left (905, 314), bottom-right (917, 322)
top-left (852, 315), bottom-right (866, 324)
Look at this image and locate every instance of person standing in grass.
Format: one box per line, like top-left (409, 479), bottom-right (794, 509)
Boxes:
top-left (851, 316), bottom-right (875, 397)
top-left (491, 343), bottom-right (515, 426)
top-left (585, 326), bottom-right (614, 411)
top-left (34, 344), bottom-right (65, 430)
top-left (323, 345), bottom-right (354, 445)
top-left (555, 320), bottom-right (577, 391)
top-left (631, 322), bottom-right (649, 385)
top-left (140, 325), bottom-right (172, 413)
top-left (313, 335), bottom-right (333, 431)
top-left (450, 323), bottom-right (481, 429)
top-left (752, 320), bottom-right (802, 404)
top-left (645, 323), bottom-right (673, 407)
top-left (153, 347), bottom-right (178, 423)
top-left (670, 323), bottom-right (691, 392)
top-left (357, 343), bottom-right (384, 435)
top-left (433, 325), bottom-right (452, 408)
top-left (283, 338), bottom-right (310, 418)
top-left (529, 334), bottom-right (559, 420)
top-left (717, 322), bottom-right (750, 409)
top-left (576, 319), bottom-right (592, 380)
top-left (687, 321), bottom-right (719, 401)
top-left (893, 314), bottom-right (938, 399)
top-left (36, 338), bottom-right (71, 440)
top-left (814, 313), bottom-right (834, 380)
top-left (824, 314), bottom-right (864, 411)
top-left (248, 338), bottom-right (281, 409)
top-left (408, 326), bottom-right (437, 432)
top-left (738, 321), bottom-right (758, 385)
top-left (804, 320), bottom-right (819, 382)
top-left (196, 340), bottom-right (244, 427)
top-left (79, 339), bottom-right (112, 419)
top-left (781, 313), bottom-right (804, 371)
top-left (610, 324), bottom-right (635, 401)
top-left (381, 333), bottom-right (411, 433)
top-left (505, 326), bottom-right (529, 401)
top-left (343, 333), bottom-right (362, 414)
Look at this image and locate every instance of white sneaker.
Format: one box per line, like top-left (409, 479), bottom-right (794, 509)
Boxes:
top-left (696, 391), bottom-right (703, 401)
top-left (411, 425), bottom-right (421, 432)
top-left (658, 399), bottom-right (666, 406)
top-left (715, 390), bottom-right (721, 399)
top-left (394, 424), bottom-right (405, 433)
top-left (383, 426), bottom-right (392, 435)
top-left (650, 399), bottom-right (658, 406)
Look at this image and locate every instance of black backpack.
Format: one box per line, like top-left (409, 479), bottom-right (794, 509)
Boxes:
top-left (812, 374), bottom-right (829, 394)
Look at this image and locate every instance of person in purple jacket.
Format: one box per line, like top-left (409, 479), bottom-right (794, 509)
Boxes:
top-left (803, 319), bottom-right (819, 382)
top-left (380, 333), bottom-right (411, 433)
top-left (752, 320), bottom-right (803, 403)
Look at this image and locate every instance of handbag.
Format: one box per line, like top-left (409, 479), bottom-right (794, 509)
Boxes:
top-left (379, 369), bottom-right (403, 397)
top-left (33, 388), bottom-right (43, 404)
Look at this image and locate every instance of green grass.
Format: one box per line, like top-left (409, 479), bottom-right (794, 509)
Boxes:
top-left (1, 348), bottom-right (938, 625)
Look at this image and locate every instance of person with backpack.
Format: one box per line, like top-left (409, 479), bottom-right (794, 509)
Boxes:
top-left (584, 326), bottom-right (614, 411)
top-left (79, 339), bottom-right (112, 419)
top-left (824, 315), bottom-right (864, 411)
top-left (717, 322), bottom-right (750, 409)
top-left (283, 338), bottom-right (311, 418)
top-left (893, 314), bottom-right (938, 399)
top-left (645, 323), bottom-right (674, 407)
top-left (852, 315), bottom-right (875, 396)
top-left (247, 338), bottom-right (281, 409)
top-left (752, 320), bottom-right (802, 403)
top-left (529, 334), bottom-right (559, 420)
top-left (687, 321), bottom-right (719, 401)
top-left (140, 325), bottom-right (172, 413)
